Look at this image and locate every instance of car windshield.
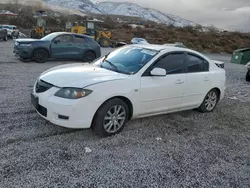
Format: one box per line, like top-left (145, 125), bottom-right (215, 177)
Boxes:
top-left (2, 26), bottom-right (11, 29)
top-left (94, 46), bottom-right (158, 75)
top-left (41, 33), bottom-right (60, 41)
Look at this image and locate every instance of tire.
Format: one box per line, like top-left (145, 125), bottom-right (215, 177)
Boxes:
top-left (246, 70), bottom-right (250, 82)
top-left (83, 51), bottom-right (96, 62)
top-left (198, 89), bottom-right (219, 113)
top-left (33, 49), bottom-right (49, 63)
top-left (92, 98), bottom-right (129, 137)
top-left (3, 35), bottom-right (8, 41)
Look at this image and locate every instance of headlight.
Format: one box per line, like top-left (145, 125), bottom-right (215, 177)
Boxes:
top-left (20, 43), bottom-right (32, 47)
top-left (54, 88), bottom-right (92, 99)
top-left (246, 62), bottom-right (250, 67)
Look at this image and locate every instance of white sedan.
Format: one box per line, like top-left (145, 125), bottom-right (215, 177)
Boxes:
top-left (31, 45), bottom-right (226, 137)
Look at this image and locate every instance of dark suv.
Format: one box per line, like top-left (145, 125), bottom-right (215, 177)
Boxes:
top-left (14, 32), bottom-right (101, 63)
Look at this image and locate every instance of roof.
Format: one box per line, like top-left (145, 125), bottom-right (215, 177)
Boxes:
top-left (131, 44), bottom-right (189, 52)
top-left (234, 48), bottom-right (250, 53)
top-left (49, 32), bottom-right (95, 39)
top-left (130, 44), bottom-right (208, 59)
top-left (1, 25), bottom-right (17, 27)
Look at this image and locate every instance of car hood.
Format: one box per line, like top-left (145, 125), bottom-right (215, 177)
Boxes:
top-left (15, 38), bottom-right (41, 43)
top-left (40, 63), bottom-right (129, 88)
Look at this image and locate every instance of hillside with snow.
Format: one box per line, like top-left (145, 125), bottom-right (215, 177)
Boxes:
top-left (97, 2), bottom-right (196, 27)
top-left (42, 0), bottom-right (196, 27)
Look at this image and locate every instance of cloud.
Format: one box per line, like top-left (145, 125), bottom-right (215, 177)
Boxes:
top-left (97, 0), bottom-right (250, 31)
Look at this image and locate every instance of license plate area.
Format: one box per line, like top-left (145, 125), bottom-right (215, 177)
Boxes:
top-left (31, 93), bottom-right (48, 117)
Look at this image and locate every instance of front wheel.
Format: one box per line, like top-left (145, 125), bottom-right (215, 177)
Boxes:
top-left (246, 70), bottom-right (250, 82)
top-left (33, 49), bottom-right (49, 63)
top-left (198, 89), bottom-right (219, 113)
top-left (92, 98), bottom-right (129, 137)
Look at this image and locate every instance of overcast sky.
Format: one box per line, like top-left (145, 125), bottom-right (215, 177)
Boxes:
top-left (98, 0), bottom-right (250, 31)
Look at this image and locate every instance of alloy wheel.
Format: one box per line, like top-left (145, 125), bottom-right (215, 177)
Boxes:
top-left (36, 52), bottom-right (45, 62)
top-left (103, 105), bottom-right (126, 133)
top-left (204, 91), bottom-right (217, 111)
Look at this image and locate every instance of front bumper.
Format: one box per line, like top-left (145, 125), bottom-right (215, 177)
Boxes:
top-left (220, 86), bottom-right (226, 100)
top-left (13, 46), bottom-right (32, 58)
top-left (31, 86), bottom-right (99, 129)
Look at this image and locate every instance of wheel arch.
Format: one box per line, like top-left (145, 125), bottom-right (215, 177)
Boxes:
top-left (212, 87), bottom-right (221, 100)
top-left (93, 95), bottom-right (134, 123)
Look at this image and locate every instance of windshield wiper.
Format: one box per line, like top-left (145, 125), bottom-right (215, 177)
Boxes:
top-left (101, 53), bottom-right (118, 72)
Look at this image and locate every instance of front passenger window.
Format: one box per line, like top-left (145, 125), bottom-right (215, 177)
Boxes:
top-left (154, 53), bottom-right (185, 74)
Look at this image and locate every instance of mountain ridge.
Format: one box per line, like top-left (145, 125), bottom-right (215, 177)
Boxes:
top-left (43, 0), bottom-right (196, 27)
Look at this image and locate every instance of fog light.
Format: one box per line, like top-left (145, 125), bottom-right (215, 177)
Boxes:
top-left (58, 115), bottom-right (69, 120)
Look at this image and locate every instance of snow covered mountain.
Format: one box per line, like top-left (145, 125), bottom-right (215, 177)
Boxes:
top-left (42, 0), bottom-right (196, 27)
top-left (97, 2), bottom-right (196, 27)
top-left (43, 0), bottom-right (102, 14)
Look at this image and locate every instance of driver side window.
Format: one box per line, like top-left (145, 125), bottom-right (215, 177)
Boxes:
top-left (154, 53), bottom-right (185, 75)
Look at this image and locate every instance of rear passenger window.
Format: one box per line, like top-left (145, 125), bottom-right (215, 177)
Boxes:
top-left (186, 54), bottom-right (209, 73)
top-left (55, 35), bottom-right (71, 43)
top-left (74, 36), bottom-right (87, 43)
top-left (154, 53), bottom-right (185, 74)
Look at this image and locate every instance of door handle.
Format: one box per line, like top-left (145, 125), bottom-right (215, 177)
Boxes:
top-left (175, 79), bottom-right (184, 84)
top-left (204, 77), bottom-right (209, 81)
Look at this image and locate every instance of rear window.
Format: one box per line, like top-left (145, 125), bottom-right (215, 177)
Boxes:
top-left (86, 36), bottom-right (97, 44)
top-left (3, 26), bottom-right (10, 29)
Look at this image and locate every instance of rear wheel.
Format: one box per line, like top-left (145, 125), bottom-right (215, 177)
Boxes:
top-left (33, 49), bottom-right (49, 63)
top-left (83, 51), bottom-right (96, 62)
top-left (198, 89), bottom-right (219, 113)
top-left (92, 98), bottom-right (129, 137)
top-left (246, 70), bottom-right (250, 82)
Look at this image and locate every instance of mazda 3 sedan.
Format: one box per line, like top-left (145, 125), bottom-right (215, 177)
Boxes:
top-left (31, 45), bottom-right (226, 137)
top-left (14, 32), bottom-right (101, 63)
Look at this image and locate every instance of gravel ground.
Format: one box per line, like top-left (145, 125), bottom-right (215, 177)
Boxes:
top-left (0, 40), bottom-right (250, 188)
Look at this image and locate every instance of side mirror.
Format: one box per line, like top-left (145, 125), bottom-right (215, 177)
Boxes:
top-left (150, 67), bottom-right (166, 77)
top-left (54, 39), bottom-right (60, 44)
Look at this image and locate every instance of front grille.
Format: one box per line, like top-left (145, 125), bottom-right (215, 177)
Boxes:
top-left (35, 79), bottom-right (53, 93)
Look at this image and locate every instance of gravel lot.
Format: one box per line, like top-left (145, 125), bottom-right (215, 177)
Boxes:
top-left (0, 40), bottom-right (250, 188)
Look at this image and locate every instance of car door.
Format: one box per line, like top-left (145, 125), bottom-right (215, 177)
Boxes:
top-left (72, 35), bottom-right (89, 59)
top-left (182, 53), bottom-right (211, 108)
top-left (139, 52), bottom-right (186, 115)
top-left (50, 34), bottom-right (75, 59)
